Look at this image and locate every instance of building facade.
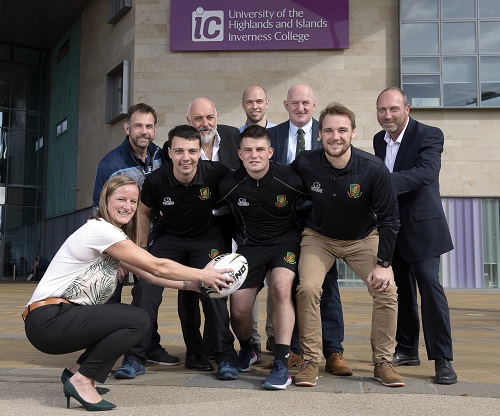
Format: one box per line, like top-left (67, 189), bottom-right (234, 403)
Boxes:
top-left (0, 0), bottom-right (498, 288)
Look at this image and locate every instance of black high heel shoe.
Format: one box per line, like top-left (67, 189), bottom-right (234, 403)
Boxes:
top-left (63, 379), bottom-right (116, 411)
top-left (61, 368), bottom-right (110, 395)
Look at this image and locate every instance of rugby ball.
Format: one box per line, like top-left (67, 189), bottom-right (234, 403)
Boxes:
top-left (201, 253), bottom-right (248, 298)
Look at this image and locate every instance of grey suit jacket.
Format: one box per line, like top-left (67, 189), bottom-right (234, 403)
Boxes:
top-left (269, 119), bottom-right (321, 164)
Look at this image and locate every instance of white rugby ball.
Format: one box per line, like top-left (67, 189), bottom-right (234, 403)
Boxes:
top-left (201, 253), bottom-right (248, 298)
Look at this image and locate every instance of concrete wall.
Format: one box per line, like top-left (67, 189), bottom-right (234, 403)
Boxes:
top-left (76, 0), bottom-right (136, 209)
top-left (75, 0), bottom-right (500, 211)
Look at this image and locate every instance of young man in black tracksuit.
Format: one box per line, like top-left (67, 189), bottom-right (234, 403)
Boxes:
top-left (116, 125), bottom-right (239, 381)
top-left (217, 125), bottom-right (306, 390)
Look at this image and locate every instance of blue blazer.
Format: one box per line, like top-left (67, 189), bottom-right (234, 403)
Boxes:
top-left (373, 117), bottom-right (453, 263)
top-left (269, 119), bottom-right (321, 164)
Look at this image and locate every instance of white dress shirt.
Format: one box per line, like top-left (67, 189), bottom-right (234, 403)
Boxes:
top-left (200, 131), bottom-right (221, 162)
top-left (383, 119), bottom-right (409, 172)
top-left (287, 119), bottom-right (313, 163)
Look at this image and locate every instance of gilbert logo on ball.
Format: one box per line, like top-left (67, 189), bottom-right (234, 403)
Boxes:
top-left (201, 253), bottom-right (248, 298)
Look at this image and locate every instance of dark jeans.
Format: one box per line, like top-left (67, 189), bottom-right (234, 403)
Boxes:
top-left (25, 302), bottom-right (149, 383)
top-left (291, 262), bottom-right (344, 358)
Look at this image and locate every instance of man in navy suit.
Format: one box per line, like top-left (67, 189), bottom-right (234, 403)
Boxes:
top-left (373, 87), bottom-right (457, 384)
top-left (268, 84), bottom-right (352, 377)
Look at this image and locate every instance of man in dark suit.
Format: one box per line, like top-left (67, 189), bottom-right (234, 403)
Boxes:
top-left (186, 97), bottom-right (240, 170)
top-left (373, 87), bottom-right (457, 385)
top-left (268, 83), bottom-right (352, 377)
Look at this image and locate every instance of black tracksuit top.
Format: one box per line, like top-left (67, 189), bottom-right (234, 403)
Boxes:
top-left (293, 147), bottom-right (400, 262)
top-left (217, 161), bottom-right (306, 247)
top-left (141, 160), bottom-right (229, 239)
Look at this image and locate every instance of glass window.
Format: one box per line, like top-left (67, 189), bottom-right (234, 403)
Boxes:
top-left (479, 0), bottom-right (500, 18)
top-left (479, 21), bottom-right (500, 53)
top-left (401, 0), bottom-right (500, 107)
top-left (402, 57), bottom-right (440, 73)
top-left (401, 0), bottom-right (439, 20)
top-left (442, 22), bottom-right (476, 54)
top-left (401, 23), bottom-right (439, 55)
top-left (0, 119), bottom-right (6, 184)
top-left (9, 111), bottom-right (39, 131)
top-left (443, 56), bottom-right (478, 106)
top-left (442, 0), bottom-right (476, 19)
top-left (0, 45), bottom-right (45, 281)
top-left (480, 56), bottom-right (500, 106)
top-left (10, 64), bottom-right (41, 111)
top-left (0, 62), bottom-right (10, 108)
top-left (108, 0), bottom-right (132, 24)
top-left (403, 75), bottom-right (441, 106)
top-left (56, 118), bottom-right (68, 137)
top-left (105, 60), bottom-right (130, 124)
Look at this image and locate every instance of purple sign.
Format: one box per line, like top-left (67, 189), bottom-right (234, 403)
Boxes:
top-left (170, 0), bottom-right (349, 51)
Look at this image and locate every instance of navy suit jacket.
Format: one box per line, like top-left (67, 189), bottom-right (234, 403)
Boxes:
top-left (373, 117), bottom-right (453, 263)
top-left (217, 124), bottom-right (241, 170)
top-left (269, 119), bottom-right (321, 164)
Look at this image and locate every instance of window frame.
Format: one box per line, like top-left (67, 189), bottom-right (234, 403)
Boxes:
top-left (105, 60), bottom-right (130, 124)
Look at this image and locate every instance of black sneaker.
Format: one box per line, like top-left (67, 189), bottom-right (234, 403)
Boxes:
top-left (146, 348), bottom-right (180, 366)
top-left (217, 361), bottom-right (239, 380)
top-left (252, 343), bottom-right (262, 364)
top-left (237, 347), bottom-right (257, 372)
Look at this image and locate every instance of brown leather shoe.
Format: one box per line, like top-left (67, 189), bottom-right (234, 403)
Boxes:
top-left (288, 351), bottom-right (304, 368)
top-left (373, 361), bottom-right (405, 387)
top-left (267, 351), bottom-right (304, 369)
top-left (295, 360), bottom-right (319, 387)
top-left (325, 352), bottom-right (353, 376)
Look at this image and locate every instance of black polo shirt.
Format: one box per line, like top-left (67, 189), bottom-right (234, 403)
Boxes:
top-left (217, 161), bottom-right (306, 246)
top-left (141, 160), bottom-right (229, 239)
top-left (293, 147), bottom-right (400, 262)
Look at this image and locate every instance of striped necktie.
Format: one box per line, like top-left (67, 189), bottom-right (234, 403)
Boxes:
top-left (296, 128), bottom-right (305, 157)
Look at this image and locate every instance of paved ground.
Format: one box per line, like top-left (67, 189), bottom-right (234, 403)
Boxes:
top-left (1, 282), bottom-right (499, 414)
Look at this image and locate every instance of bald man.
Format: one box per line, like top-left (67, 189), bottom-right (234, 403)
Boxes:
top-left (239, 85), bottom-right (276, 362)
top-left (268, 83), bottom-right (352, 377)
top-left (186, 97), bottom-right (240, 170)
top-left (239, 85), bottom-right (276, 132)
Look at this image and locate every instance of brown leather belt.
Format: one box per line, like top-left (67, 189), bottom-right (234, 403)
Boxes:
top-left (22, 297), bottom-right (72, 320)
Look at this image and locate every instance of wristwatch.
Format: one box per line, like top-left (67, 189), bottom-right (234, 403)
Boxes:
top-left (377, 259), bottom-right (392, 268)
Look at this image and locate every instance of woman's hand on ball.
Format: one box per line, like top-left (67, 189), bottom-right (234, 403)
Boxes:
top-left (200, 260), bottom-right (234, 294)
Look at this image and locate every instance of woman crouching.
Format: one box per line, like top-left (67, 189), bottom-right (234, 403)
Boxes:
top-left (23, 175), bottom-right (232, 411)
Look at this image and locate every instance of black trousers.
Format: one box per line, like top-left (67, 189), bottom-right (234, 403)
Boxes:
top-left (392, 246), bottom-right (453, 360)
top-left (126, 231), bottom-right (237, 366)
top-left (24, 302), bottom-right (149, 383)
top-left (106, 279), bottom-right (163, 356)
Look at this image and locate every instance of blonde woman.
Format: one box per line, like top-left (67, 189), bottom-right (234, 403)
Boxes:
top-left (23, 175), bottom-right (232, 411)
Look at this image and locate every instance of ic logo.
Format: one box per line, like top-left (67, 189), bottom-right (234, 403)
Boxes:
top-left (192, 7), bottom-right (224, 42)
